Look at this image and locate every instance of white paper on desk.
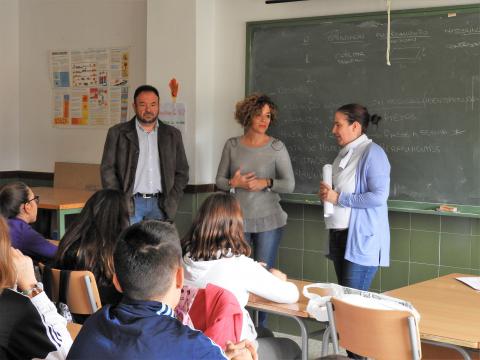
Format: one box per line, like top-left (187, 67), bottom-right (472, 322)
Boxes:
top-left (322, 164), bottom-right (334, 218)
top-left (456, 276), bottom-right (480, 290)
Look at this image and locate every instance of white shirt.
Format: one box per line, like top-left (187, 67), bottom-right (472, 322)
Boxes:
top-left (182, 254), bottom-right (299, 342)
top-left (133, 119), bottom-right (162, 194)
top-left (325, 134), bottom-right (372, 229)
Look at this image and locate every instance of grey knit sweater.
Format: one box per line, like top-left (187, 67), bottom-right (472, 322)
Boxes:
top-left (216, 137), bottom-right (295, 232)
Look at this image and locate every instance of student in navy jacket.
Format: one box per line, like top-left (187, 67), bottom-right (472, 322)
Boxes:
top-left (67, 220), bottom-right (256, 360)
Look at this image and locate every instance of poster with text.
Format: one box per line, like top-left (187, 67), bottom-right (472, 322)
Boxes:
top-left (50, 47), bottom-right (129, 127)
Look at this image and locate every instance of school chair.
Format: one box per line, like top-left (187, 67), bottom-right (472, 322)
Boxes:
top-left (324, 297), bottom-right (421, 360)
top-left (40, 264), bottom-right (102, 317)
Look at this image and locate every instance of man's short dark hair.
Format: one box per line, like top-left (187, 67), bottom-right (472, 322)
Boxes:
top-left (133, 85), bottom-right (160, 103)
top-left (114, 220), bottom-right (181, 300)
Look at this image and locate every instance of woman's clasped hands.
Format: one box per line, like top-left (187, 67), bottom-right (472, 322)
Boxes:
top-left (230, 168), bottom-right (268, 192)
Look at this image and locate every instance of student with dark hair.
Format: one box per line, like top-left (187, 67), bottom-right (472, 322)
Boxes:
top-left (100, 84), bottom-right (189, 224)
top-left (67, 220), bottom-right (255, 360)
top-left (182, 192), bottom-right (301, 360)
top-left (319, 103), bottom-right (391, 291)
top-left (0, 216), bottom-right (72, 359)
top-left (0, 182), bottom-right (56, 261)
top-left (54, 189), bottom-right (130, 305)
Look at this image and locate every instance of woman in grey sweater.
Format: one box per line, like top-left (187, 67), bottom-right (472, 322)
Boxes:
top-left (216, 93), bottom-right (294, 273)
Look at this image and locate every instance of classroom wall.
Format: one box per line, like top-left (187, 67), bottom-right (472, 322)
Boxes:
top-left (0, 0), bottom-right (20, 171)
top-left (17, 0), bottom-right (147, 172)
top-left (147, 0), bottom-right (480, 184)
top-left (147, 0), bottom-right (480, 336)
top-left (146, 0), bottom-right (199, 182)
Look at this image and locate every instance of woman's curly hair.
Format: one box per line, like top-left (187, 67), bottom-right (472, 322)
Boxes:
top-left (234, 93), bottom-right (278, 128)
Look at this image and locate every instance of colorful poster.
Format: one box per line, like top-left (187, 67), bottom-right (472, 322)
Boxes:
top-left (50, 47), bottom-right (129, 127)
top-left (53, 90), bottom-right (70, 125)
top-left (50, 51), bottom-right (70, 88)
top-left (159, 102), bottom-right (186, 137)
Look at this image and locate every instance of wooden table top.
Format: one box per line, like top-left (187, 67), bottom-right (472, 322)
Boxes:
top-left (248, 279), bottom-right (315, 318)
top-left (31, 187), bottom-right (94, 210)
top-left (386, 273), bottom-right (480, 349)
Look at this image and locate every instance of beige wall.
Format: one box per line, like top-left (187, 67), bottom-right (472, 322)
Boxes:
top-left (0, 0), bottom-right (20, 170)
top-left (17, 0), bottom-right (147, 172)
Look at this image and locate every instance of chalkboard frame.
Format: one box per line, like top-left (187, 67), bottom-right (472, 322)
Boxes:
top-left (245, 4), bottom-right (480, 218)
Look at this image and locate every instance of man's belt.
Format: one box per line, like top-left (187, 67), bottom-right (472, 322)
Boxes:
top-left (134, 193), bottom-right (161, 199)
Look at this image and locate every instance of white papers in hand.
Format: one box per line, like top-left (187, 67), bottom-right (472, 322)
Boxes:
top-left (322, 164), bottom-right (334, 218)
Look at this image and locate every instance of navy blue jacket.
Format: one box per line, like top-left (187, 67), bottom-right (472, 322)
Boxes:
top-left (67, 298), bottom-right (227, 360)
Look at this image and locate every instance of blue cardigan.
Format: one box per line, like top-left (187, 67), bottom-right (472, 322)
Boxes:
top-left (67, 298), bottom-right (227, 360)
top-left (338, 142), bottom-right (391, 267)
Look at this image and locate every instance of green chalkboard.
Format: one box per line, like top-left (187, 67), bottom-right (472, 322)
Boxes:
top-left (246, 5), bottom-right (480, 208)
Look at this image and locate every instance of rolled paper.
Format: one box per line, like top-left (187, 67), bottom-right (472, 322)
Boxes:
top-left (323, 164), bottom-right (334, 218)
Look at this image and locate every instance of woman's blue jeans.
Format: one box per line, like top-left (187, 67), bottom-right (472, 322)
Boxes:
top-left (329, 229), bottom-right (377, 360)
top-left (328, 229), bottom-right (378, 290)
top-left (244, 227), bottom-right (283, 270)
top-left (244, 226), bottom-right (284, 328)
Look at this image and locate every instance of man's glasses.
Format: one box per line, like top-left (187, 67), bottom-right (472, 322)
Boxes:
top-left (25, 195), bottom-right (40, 205)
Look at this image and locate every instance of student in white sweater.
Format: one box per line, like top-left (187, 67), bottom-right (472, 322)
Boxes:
top-left (182, 192), bottom-right (301, 360)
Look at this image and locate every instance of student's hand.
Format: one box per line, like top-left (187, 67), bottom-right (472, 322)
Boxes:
top-left (11, 248), bottom-right (37, 291)
top-left (269, 268), bottom-right (287, 281)
top-left (230, 168), bottom-right (257, 190)
top-left (244, 340), bottom-right (257, 360)
top-left (225, 340), bottom-right (257, 360)
top-left (319, 181), bottom-right (339, 205)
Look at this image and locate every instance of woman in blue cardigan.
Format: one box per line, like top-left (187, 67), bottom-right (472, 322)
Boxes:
top-left (319, 103), bottom-right (390, 291)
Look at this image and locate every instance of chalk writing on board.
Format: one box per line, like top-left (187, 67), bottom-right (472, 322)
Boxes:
top-left (372, 95), bottom-right (478, 107)
top-left (390, 47), bottom-right (426, 62)
top-left (446, 41), bottom-right (480, 49)
top-left (376, 29), bottom-right (430, 40)
top-left (380, 144), bottom-right (441, 153)
top-left (247, 7), bottom-right (480, 204)
top-left (381, 112), bottom-right (417, 122)
top-left (335, 50), bottom-right (366, 64)
top-left (444, 26), bottom-right (480, 35)
top-left (326, 30), bottom-right (365, 43)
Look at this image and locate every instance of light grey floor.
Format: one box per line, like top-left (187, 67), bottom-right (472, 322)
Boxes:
top-left (274, 331), bottom-right (348, 360)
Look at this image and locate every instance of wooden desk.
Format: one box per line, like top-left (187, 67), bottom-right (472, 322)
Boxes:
top-left (31, 187), bottom-right (94, 238)
top-left (248, 279), bottom-right (329, 360)
top-left (386, 273), bottom-right (480, 360)
top-left (67, 322), bottom-right (82, 341)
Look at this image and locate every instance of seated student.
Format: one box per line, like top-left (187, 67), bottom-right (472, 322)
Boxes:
top-left (54, 189), bottom-right (129, 306)
top-left (67, 220), bottom-right (256, 360)
top-left (182, 192), bottom-right (301, 360)
top-left (0, 182), bottom-right (57, 262)
top-left (0, 215), bottom-right (72, 359)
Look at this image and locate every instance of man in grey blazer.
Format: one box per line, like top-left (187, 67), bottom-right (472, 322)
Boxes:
top-left (100, 85), bottom-right (189, 223)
